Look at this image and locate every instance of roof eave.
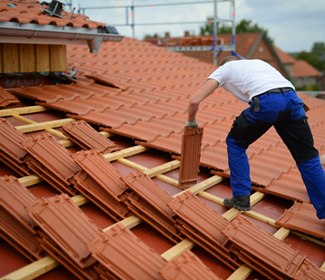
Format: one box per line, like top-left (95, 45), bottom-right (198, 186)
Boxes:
top-left (0, 22), bottom-right (124, 53)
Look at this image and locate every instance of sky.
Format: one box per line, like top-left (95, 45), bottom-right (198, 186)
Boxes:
top-left (69, 0), bottom-right (325, 53)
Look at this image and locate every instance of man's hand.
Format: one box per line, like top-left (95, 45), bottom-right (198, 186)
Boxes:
top-left (185, 118), bottom-right (199, 134)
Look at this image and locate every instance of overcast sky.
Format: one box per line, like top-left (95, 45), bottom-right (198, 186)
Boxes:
top-left (70, 0), bottom-right (325, 53)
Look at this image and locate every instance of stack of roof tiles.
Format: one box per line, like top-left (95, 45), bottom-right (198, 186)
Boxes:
top-left (0, 118), bottom-right (30, 176)
top-left (71, 149), bottom-right (131, 221)
top-left (0, 175), bottom-right (43, 261)
top-left (123, 171), bottom-right (183, 244)
top-left (22, 132), bottom-right (81, 195)
top-left (61, 120), bottom-right (120, 153)
top-left (0, 87), bottom-right (20, 108)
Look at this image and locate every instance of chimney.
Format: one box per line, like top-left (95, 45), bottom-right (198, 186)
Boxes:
top-left (164, 32), bottom-right (170, 38)
top-left (184, 31), bottom-right (190, 37)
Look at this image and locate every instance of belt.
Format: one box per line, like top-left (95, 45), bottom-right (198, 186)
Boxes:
top-left (252, 87), bottom-right (294, 112)
top-left (263, 87), bottom-right (294, 94)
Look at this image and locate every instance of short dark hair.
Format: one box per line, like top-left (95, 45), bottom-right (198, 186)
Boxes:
top-left (220, 56), bottom-right (238, 66)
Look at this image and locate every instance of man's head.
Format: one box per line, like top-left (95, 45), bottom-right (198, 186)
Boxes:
top-left (220, 56), bottom-right (238, 66)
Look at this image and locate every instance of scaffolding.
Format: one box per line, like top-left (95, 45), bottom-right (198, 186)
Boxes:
top-left (78, 0), bottom-right (236, 65)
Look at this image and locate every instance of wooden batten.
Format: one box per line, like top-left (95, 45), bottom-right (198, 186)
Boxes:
top-left (0, 43), bottom-right (67, 73)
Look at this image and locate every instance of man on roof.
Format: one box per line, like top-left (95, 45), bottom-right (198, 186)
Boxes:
top-left (186, 56), bottom-right (325, 219)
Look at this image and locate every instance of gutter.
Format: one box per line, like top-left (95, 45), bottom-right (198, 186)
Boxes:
top-left (0, 22), bottom-right (124, 53)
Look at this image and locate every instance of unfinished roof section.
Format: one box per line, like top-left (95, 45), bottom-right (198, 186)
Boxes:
top-left (22, 132), bottom-right (81, 195)
top-left (6, 37), bottom-right (325, 202)
top-left (0, 175), bottom-right (43, 261)
top-left (61, 120), bottom-right (120, 153)
top-left (88, 223), bottom-right (168, 280)
top-left (275, 201), bottom-right (325, 240)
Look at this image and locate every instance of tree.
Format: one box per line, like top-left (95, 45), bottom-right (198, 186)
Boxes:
top-left (311, 42), bottom-right (325, 57)
top-left (296, 50), bottom-right (325, 72)
top-left (199, 19), bottom-right (274, 44)
top-left (143, 33), bottom-right (160, 39)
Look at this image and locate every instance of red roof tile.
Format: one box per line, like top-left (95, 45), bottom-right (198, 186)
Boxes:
top-left (73, 169), bottom-right (131, 222)
top-left (274, 46), bottom-right (296, 64)
top-left (294, 259), bottom-right (325, 280)
top-left (88, 223), bottom-right (168, 280)
top-left (169, 191), bottom-right (239, 270)
top-left (275, 201), bottom-right (325, 240)
top-left (72, 149), bottom-right (129, 201)
top-left (0, 0), bottom-right (106, 28)
top-left (62, 120), bottom-right (120, 154)
top-left (22, 132), bottom-right (81, 195)
top-left (0, 175), bottom-right (43, 261)
top-left (260, 167), bottom-right (310, 202)
top-left (123, 171), bottom-right (182, 243)
top-left (159, 249), bottom-right (222, 280)
top-left (26, 194), bottom-right (103, 268)
top-left (0, 118), bottom-right (30, 176)
top-left (291, 60), bottom-right (321, 78)
top-left (0, 87), bottom-right (20, 108)
top-left (223, 215), bottom-right (306, 279)
top-left (178, 127), bottom-right (203, 189)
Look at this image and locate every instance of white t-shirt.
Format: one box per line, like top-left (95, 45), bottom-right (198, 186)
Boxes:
top-left (207, 59), bottom-right (295, 103)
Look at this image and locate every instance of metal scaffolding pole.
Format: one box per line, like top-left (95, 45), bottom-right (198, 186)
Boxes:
top-left (78, 0), bottom-right (236, 65)
top-left (213, 0), bottom-right (218, 65)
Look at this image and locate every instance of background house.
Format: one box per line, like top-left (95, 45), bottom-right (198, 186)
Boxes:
top-left (145, 32), bottom-right (323, 91)
top-left (275, 46), bottom-right (321, 90)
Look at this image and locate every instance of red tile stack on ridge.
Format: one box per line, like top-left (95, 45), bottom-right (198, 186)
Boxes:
top-left (222, 215), bottom-right (325, 280)
top-left (22, 132), bottom-right (81, 195)
top-left (0, 87), bottom-right (20, 108)
top-left (61, 120), bottom-right (120, 154)
top-left (0, 175), bottom-right (43, 261)
top-left (159, 249), bottom-right (223, 280)
top-left (123, 171), bottom-right (183, 244)
top-left (168, 191), bottom-right (239, 270)
top-left (88, 223), bottom-right (168, 280)
top-left (71, 149), bottom-right (131, 220)
top-left (0, 118), bottom-right (30, 176)
top-left (25, 194), bottom-right (103, 280)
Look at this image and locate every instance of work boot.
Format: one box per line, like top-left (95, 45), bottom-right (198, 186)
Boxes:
top-left (223, 194), bottom-right (250, 211)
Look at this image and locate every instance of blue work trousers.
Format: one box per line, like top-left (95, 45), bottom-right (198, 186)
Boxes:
top-left (226, 90), bottom-right (325, 219)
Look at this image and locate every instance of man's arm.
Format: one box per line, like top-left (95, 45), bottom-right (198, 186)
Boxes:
top-left (187, 79), bottom-right (219, 122)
